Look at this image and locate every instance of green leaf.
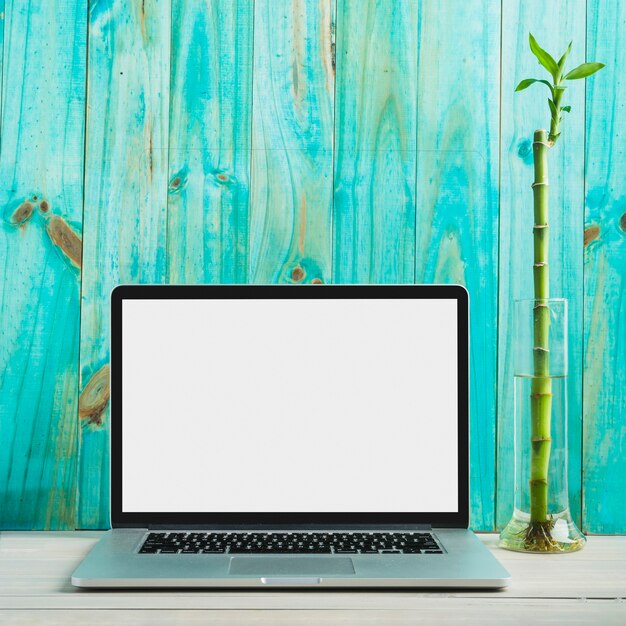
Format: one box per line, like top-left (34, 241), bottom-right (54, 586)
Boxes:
top-left (529, 33), bottom-right (560, 79)
top-left (515, 78), bottom-right (553, 92)
top-left (561, 105), bottom-right (572, 113)
top-left (564, 62), bottom-right (605, 80)
top-left (548, 98), bottom-right (557, 118)
top-left (558, 41), bottom-right (573, 70)
top-left (515, 78), bottom-right (536, 91)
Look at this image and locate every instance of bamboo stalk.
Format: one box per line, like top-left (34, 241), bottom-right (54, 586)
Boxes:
top-left (530, 129), bottom-right (552, 524)
top-left (503, 35), bottom-right (604, 551)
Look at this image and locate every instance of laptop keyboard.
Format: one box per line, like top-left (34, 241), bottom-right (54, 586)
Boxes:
top-left (139, 531), bottom-right (443, 555)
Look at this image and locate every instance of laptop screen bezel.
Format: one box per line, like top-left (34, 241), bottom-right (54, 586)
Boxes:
top-left (110, 284), bottom-right (469, 529)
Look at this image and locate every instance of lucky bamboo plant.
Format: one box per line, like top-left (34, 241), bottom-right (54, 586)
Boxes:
top-left (514, 34), bottom-right (604, 550)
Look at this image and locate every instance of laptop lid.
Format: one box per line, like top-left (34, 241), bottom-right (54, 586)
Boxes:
top-left (110, 285), bottom-right (469, 529)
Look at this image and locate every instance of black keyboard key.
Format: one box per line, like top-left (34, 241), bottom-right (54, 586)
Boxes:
top-left (138, 531), bottom-right (442, 555)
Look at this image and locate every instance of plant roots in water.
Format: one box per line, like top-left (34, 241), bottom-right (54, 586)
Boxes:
top-left (499, 514), bottom-right (586, 553)
top-left (520, 519), bottom-right (562, 552)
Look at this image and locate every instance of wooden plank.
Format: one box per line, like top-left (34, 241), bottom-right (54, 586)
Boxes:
top-left (1, 603), bottom-right (626, 626)
top-left (583, 0), bottom-right (626, 533)
top-left (496, 2), bottom-right (586, 530)
top-left (415, 0), bottom-right (500, 531)
top-left (167, 0), bottom-right (253, 284)
top-left (0, 2), bottom-right (4, 128)
top-left (249, 0), bottom-right (334, 284)
top-left (78, 0), bottom-right (171, 528)
top-left (332, 0), bottom-right (417, 284)
top-left (1, 533), bottom-right (625, 605)
top-left (0, 0), bottom-right (87, 529)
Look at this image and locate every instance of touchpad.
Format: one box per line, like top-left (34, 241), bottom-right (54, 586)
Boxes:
top-left (229, 556), bottom-right (355, 576)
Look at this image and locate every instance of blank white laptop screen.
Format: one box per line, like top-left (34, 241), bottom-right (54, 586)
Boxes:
top-left (121, 298), bottom-right (458, 513)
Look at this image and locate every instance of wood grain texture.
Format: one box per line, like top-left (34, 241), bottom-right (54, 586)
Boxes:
top-left (583, 0), bottom-right (626, 533)
top-left (0, 1), bottom-right (625, 534)
top-left (3, 605), bottom-right (626, 626)
top-left (249, 0), bottom-right (334, 284)
top-left (1, 532), bottom-right (625, 604)
top-left (78, 0), bottom-right (171, 528)
top-left (332, 0), bottom-right (417, 284)
top-left (0, 2), bottom-right (4, 129)
top-left (415, 0), bottom-right (500, 531)
top-left (496, 2), bottom-right (586, 530)
top-left (167, 0), bottom-right (253, 285)
top-left (0, 0), bottom-right (86, 529)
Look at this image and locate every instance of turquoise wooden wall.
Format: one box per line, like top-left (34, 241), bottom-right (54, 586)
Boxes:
top-left (0, 0), bottom-right (624, 533)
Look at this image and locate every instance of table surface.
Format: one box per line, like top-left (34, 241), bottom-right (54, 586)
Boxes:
top-left (0, 532), bottom-right (625, 625)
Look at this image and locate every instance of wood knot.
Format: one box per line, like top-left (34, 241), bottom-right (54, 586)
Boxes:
top-left (584, 224), bottom-right (600, 247)
top-left (620, 212), bottom-right (626, 232)
top-left (79, 364), bottom-right (111, 426)
top-left (291, 265), bottom-right (305, 282)
top-left (46, 216), bottom-right (82, 269)
top-left (311, 278), bottom-right (323, 284)
top-left (211, 170), bottom-right (233, 186)
top-left (168, 169), bottom-right (189, 194)
top-left (39, 200), bottom-right (50, 213)
top-left (10, 201), bottom-right (35, 225)
top-left (517, 139), bottom-right (532, 159)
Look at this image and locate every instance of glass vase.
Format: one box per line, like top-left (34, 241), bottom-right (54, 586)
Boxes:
top-left (499, 298), bottom-right (585, 553)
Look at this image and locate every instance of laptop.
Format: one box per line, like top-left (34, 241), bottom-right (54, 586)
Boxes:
top-left (71, 284), bottom-right (510, 588)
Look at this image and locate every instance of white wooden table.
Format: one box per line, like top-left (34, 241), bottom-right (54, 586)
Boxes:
top-left (1, 532), bottom-right (625, 625)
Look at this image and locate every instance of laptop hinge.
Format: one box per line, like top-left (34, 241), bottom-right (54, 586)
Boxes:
top-left (147, 522), bottom-right (433, 531)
